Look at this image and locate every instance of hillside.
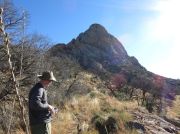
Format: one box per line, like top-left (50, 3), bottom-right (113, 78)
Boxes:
top-left (1, 23), bottom-right (180, 134)
top-left (39, 23), bottom-right (180, 133)
top-left (49, 23), bottom-right (180, 97)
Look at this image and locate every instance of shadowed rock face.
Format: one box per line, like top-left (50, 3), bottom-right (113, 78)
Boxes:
top-left (49, 23), bottom-right (180, 96)
top-left (50, 24), bottom-right (129, 70)
top-left (76, 24), bottom-right (128, 68)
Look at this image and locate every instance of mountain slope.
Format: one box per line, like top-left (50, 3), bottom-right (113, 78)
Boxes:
top-left (49, 23), bottom-right (180, 97)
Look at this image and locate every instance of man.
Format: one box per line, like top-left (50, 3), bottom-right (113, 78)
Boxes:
top-left (29, 71), bottom-right (57, 134)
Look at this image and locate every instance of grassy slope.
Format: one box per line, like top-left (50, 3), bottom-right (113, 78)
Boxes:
top-left (52, 91), bottom-right (138, 134)
top-left (167, 95), bottom-right (180, 119)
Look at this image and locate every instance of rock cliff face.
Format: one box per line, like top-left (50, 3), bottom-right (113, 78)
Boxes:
top-left (50, 24), bottom-right (129, 71)
top-left (49, 23), bottom-right (180, 96)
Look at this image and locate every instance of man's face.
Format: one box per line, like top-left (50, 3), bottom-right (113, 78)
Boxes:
top-left (43, 80), bottom-right (52, 88)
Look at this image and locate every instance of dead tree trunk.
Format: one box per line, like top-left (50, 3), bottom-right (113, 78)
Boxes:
top-left (0, 8), bottom-right (29, 134)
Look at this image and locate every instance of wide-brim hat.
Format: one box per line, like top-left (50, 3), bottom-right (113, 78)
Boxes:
top-left (37, 71), bottom-right (57, 82)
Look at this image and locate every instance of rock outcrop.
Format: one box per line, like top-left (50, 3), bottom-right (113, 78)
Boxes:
top-left (129, 109), bottom-right (180, 134)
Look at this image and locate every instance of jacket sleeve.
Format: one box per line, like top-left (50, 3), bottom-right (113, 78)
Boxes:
top-left (29, 88), bottom-right (49, 110)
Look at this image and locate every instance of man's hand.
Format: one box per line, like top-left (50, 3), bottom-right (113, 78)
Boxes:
top-left (48, 105), bottom-right (58, 115)
top-left (54, 107), bottom-right (58, 114)
top-left (48, 105), bottom-right (55, 115)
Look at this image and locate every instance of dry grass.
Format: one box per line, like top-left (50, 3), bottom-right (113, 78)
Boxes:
top-left (52, 91), bottom-right (138, 134)
top-left (167, 95), bottom-right (180, 119)
top-left (52, 92), bottom-right (102, 133)
top-left (104, 95), bottom-right (139, 111)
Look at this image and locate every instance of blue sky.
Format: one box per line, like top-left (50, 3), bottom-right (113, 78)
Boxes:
top-left (13, 0), bottom-right (180, 79)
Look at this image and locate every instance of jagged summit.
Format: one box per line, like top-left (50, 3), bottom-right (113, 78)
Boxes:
top-left (76, 23), bottom-right (116, 46)
top-left (88, 23), bottom-right (108, 35)
top-left (89, 23), bottom-right (106, 29)
top-left (50, 23), bottom-right (129, 70)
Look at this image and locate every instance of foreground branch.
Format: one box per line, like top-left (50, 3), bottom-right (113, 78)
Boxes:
top-left (0, 8), bottom-right (29, 134)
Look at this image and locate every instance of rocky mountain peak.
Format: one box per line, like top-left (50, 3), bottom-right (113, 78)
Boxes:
top-left (88, 23), bottom-right (108, 35)
top-left (76, 23), bottom-right (113, 46)
top-left (50, 24), bottom-right (130, 70)
top-left (49, 23), bottom-right (180, 96)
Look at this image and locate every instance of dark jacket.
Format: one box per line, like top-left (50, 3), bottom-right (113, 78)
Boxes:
top-left (29, 82), bottom-right (52, 125)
